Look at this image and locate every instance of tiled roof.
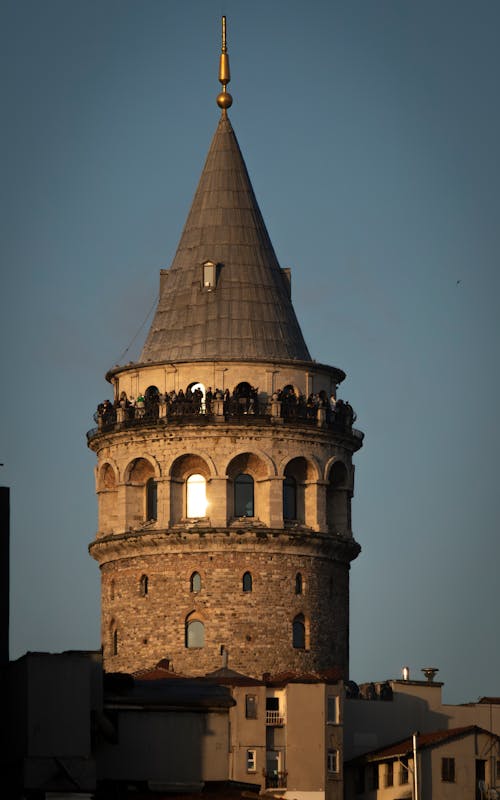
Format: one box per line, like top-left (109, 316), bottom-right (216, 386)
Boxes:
top-left (353, 725), bottom-right (498, 763)
top-left (140, 113), bottom-right (312, 364)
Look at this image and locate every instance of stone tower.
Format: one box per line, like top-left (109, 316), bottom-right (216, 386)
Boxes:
top-left (88, 20), bottom-right (363, 678)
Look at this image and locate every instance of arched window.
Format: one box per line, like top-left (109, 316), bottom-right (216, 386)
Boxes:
top-left (235, 473), bottom-right (254, 517)
top-left (186, 618), bottom-right (205, 648)
top-left (186, 473), bottom-right (207, 518)
top-left (146, 478), bottom-right (157, 520)
top-left (242, 571), bottom-right (253, 592)
top-left (283, 475), bottom-right (297, 520)
top-left (295, 572), bottom-right (303, 595)
top-left (190, 572), bottom-right (202, 592)
top-left (140, 574), bottom-right (149, 596)
top-left (293, 614), bottom-right (306, 649)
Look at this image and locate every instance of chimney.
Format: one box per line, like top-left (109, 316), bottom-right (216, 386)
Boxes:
top-left (402, 666), bottom-right (410, 681)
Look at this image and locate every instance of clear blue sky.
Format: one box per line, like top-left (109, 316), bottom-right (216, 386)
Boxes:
top-left (1, 0), bottom-right (499, 704)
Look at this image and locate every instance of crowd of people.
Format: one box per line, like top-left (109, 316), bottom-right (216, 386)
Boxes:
top-left (95, 384), bottom-right (356, 431)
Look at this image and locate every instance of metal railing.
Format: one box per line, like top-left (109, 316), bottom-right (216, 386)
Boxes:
top-left (265, 771), bottom-right (287, 789)
top-left (87, 401), bottom-right (363, 442)
top-left (266, 710), bottom-right (285, 726)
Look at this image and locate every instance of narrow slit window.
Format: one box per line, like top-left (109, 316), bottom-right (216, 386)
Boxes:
top-left (243, 571), bottom-right (253, 592)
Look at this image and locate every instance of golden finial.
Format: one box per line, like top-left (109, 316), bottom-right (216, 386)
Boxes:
top-left (217, 16), bottom-right (233, 112)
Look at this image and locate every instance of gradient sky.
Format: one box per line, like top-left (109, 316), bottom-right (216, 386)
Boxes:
top-left (1, 0), bottom-right (499, 704)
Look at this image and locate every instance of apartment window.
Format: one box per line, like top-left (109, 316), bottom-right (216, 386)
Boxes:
top-left (367, 764), bottom-right (379, 791)
top-left (246, 749), bottom-right (257, 773)
top-left (399, 757), bottom-right (409, 785)
top-left (384, 761), bottom-right (394, 787)
top-left (243, 571), bottom-right (253, 592)
top-left (327, 695), bottom-right (338, 724)
top-left (245, 694), bottom-right (257, 719)
top-left (234, 473), bottom-right (254, 517)
top-left (327, 749), bottom-right (339, 774)
top-left (442, 757), bottom-right (455, 782)
top-left (190, 571), bottom-right (202, 592)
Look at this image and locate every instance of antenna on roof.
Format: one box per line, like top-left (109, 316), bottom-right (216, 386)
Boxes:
top-left (217, 16), bottom-right (233, 113)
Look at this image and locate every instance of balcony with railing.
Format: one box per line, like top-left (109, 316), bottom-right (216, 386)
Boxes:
top-left (87, 393), bottom-right (363, 445)
top-left (264, 770), bottom-right (287, 789)
top-left (265, 709), bottom-right (285, 726)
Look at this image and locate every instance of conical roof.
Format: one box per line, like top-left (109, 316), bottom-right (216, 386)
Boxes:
top-left (140, 113), bottom-right (311, 364)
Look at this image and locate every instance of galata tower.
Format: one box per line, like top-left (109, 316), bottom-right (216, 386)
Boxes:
top-left (88, 19), bottom-right (363, 678)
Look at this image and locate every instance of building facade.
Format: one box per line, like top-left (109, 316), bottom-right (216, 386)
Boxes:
top-left (87, 20), bottom-right (362, 679)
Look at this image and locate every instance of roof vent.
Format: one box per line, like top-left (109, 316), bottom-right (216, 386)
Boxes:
top-left (422, 667), bottom-right (439, 683)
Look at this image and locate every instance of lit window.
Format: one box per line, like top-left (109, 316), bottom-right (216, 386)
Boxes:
top-left (190, 572), bottom-right (202, 592)
top-left (140, 574), bottom-right (149, 596)
top-left (202, 260), bottom-right (216, 290)
top-left (442, 758), bottom-right (455, 782)
top-left (243, 571), bottom-right (253, 592)
top-left (295, 572), bottom-right (303, 595)
top-left (327, 749), bottom-right (339, 774)
top-left (292, 614), bottom-right (305, 649)
top-left (187, 473), bottom-right (207, 518)
top-left (246, 749), bottom-right (257, 773)
top-left (283, 475), bottom-right (297, 519)
top-left (146, 477), bottom-right (157, 520)
top-left (235, 473), bottom-right (254, 517)
top-left (186, 618), bottom-right (205, 648)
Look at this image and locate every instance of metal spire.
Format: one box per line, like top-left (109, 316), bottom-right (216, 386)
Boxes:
top-left (217, 16), bottom-right (233, 112)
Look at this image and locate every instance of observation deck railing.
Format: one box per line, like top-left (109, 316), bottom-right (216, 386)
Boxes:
top-left (87, 398), bottom-right (364, 444)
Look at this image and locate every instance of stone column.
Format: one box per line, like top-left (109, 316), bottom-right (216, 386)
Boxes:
top-left (313, 480), bottom-right (328, 532)
top-left (208, 477), bottom-right (228, 527)
top-left (157, 477), bottom-right (171, 528)
top-left (267, 476), bottom-right (284, 528)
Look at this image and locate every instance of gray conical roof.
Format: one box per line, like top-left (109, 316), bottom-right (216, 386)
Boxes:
top-left (140, 113), bottom-right (311, 364)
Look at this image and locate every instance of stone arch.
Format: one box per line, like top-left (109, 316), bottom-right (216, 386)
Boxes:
top-left (98, 462), bottom-right (117, 490)
top-left (281, 455), bottom-right (318, 526)
top-left (168, 452), bottom-right (216, 480)
top-left (124, 454), bottom-right (161, 481)
top-left (226, 451), bottom-right (274, 522)
top-left (226, 449), bottom-right (276, 479)
top-left (325, 459), bottom-right (350, 536)
top-left (97, 461), bottom-right (119, 534)
top-left (170, 453), bottom-right (214, 523)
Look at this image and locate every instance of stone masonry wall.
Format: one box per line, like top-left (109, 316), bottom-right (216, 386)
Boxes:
top-left (99, 533), bottom-right (352, 677)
